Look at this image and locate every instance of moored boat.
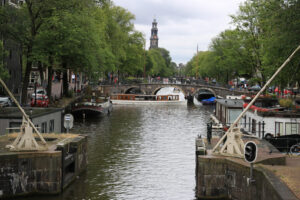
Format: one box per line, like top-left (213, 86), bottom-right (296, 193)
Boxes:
top-left (110, 94), bottom-right (186, 105)
top-left (72, 98), bottom-right (112, 117)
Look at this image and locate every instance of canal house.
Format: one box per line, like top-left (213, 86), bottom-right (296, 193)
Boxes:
top-left (0, 107), bottom-right (64, 135)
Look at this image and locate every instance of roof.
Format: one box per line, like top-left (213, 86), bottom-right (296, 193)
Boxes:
top-left (0, 107), bottom-right (63, 119)
top-left (216, 99), bottom-right (244, 108)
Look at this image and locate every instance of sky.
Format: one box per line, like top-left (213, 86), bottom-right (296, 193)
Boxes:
top-left (113, 0), bottom-right (246, 65)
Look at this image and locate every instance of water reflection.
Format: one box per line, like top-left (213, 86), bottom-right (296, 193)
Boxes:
top-left (25, 104), bottom-right (213, 200)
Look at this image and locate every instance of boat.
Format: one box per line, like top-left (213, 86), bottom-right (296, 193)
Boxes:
top-left (72, 97), bottom-right (112, 117)
top-left (110, 94), bottom-right (186, 105)
top-left (201, 96), bottom-right (216, 105)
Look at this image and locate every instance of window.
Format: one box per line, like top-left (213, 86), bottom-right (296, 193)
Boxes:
top-left (285, 123), bottom-right (299, 135)
top-left (243, 116), bottom-right (247, 128)
top-left (248, 117), bottom-right (251, 132)
top-left (275, 122), bottom-right (283, 136)
top-left (252, 119), bottom-right (256, 134)
top-left (9, 122), bottom-right (22, 133)
top-left (49, 120), bottom-right (54, 133)
top-left (41, 122), bottom-right (47, 133)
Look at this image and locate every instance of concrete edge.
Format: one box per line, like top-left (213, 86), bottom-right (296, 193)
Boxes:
top-left (256, 166), bottom-right (299, 200)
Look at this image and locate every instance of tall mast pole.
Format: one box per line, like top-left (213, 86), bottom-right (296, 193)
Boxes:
top-left (213, 45), bottom-right (300, 155)
top-left (196, 44), bottom-right (199, 79)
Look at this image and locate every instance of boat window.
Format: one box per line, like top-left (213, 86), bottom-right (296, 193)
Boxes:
top-left (252, 119), bottom-right (256, 135)
top-left (248, 117), bottom-right (251, 132)
top-left (285, 122), bottom-right (299, 135)
top-left (275, 122), bottom-right (283, 136)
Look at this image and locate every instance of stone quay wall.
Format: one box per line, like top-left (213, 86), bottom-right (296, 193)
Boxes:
top-left (0, 135), bottom-right (88, 198)
top-left (196, 154), bottom-right (298, 200)
top-left (0, 151), bottom-right (62, 197)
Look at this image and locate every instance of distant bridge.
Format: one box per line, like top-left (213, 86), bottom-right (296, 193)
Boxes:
top-left (97, 83), bottom-right (249, 98)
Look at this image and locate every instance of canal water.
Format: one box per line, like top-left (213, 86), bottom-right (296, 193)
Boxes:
top-left (29, 104), bottom-right (213, 200)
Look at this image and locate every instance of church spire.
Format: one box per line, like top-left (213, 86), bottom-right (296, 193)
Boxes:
top-left (150, 18), bottom-right (158, 49)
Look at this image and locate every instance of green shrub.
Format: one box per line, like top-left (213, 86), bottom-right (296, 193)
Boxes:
top-left (279, 98), bottom-right (293, 108)
top-left (67, 90), bottom-right (74, 98)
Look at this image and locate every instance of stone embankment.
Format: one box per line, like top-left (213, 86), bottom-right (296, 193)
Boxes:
top-left (0, 133), bottom-right (87, 198)
top-left (196, 137), bottom-right (300, 200)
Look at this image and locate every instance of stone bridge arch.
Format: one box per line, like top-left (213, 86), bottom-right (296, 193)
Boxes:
top-left (152, 85), bottom-right (186, 96)
top-left (124, 87), bottom-right (146, 94)
top-left (192, 88), bottom-right (217, 97)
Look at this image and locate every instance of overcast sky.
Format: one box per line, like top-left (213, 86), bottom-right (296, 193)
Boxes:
top-left (113, 0), bottom-right (245, 65)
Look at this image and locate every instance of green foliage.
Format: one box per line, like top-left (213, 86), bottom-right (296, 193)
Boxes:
top-left (0, 41), bottom-right (8, 79)
top-left (66, 89), bottom-right (74, 98)
top-left (1, 0), bottom-right (164, 100)
top-left (184, 0), bottom-right (300, 88)
top-left (279, 98), bottom-right (294, 108)
top-left (146, 48), bottom-right (175, 77)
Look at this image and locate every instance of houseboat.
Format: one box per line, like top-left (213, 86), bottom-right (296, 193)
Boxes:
top-left (110, 94), bottom-right (186, 105)
top-left (241, 98), bottom-right (300, 138)
top-left (72, 97), bottom-right (112, 118)
top-left (240, 98), bottom-right (300, 152)
top-left (214, 99), bottom-right (244, 125)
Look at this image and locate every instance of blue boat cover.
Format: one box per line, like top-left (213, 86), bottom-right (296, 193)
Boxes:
top-left (201, 97), bottom-right (216, 103)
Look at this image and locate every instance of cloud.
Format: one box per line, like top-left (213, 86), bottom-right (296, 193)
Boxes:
top-left (113, 0), bottom-right (245, 64)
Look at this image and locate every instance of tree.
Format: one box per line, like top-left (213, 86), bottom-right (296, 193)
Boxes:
top-left (0, 0), bottom-right (66, 103)
top-left (145, 48), bottom-right (175, 77)
top-left (184, 0), bottom-right (300, 89)
top-left (0, 41), bottom-right (8, 79)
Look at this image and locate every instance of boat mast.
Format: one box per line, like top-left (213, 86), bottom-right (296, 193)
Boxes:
top-left (0, 78), bottom-right (47, 151)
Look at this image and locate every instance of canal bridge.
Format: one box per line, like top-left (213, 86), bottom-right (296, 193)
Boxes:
top-left (97, 83), bottom-right (249, 98)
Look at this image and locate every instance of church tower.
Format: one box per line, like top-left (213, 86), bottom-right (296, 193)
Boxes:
top-left (150, 19), bottom-right (158, 49)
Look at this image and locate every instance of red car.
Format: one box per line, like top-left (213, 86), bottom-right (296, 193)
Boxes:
top-left (31, 95), bottom-right (49, 107)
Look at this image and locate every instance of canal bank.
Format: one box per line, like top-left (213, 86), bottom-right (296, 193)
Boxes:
top-left (0, 133), bottom-right (87, 198)
top-left (196, 137), bottom-right (300, 200)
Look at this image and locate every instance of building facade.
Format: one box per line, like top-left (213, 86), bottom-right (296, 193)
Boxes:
top-left (150, 19), bottom-right (158, 49)
top-left (0, 107), bottom-right (63, 135)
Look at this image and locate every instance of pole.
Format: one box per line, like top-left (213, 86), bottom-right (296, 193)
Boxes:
top-left (213, 45), bottom-right (300, 152)
top-left (143, 39), bottom-right (146, 79)
top-left (196, 44), bottom-right (199, 80)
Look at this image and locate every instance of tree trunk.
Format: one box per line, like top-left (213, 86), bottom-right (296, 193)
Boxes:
top-left (21, 60), bottom-right (32, 105)
top-left (38, 61), bottom-right (44, 84)
top-left (46, 57), bottom-right (53, 103)
top-left (62, 62), bottom-right (68, 97)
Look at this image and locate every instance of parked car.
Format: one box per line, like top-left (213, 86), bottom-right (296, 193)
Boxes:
top-left (31, 89), bottom-right (47, 98)
top-left (248, 85), bottom-right (261, 92)
top-left (31, 95), bottom-right (49, 107)
top-left (0, 97), bottom-right (12, 107)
